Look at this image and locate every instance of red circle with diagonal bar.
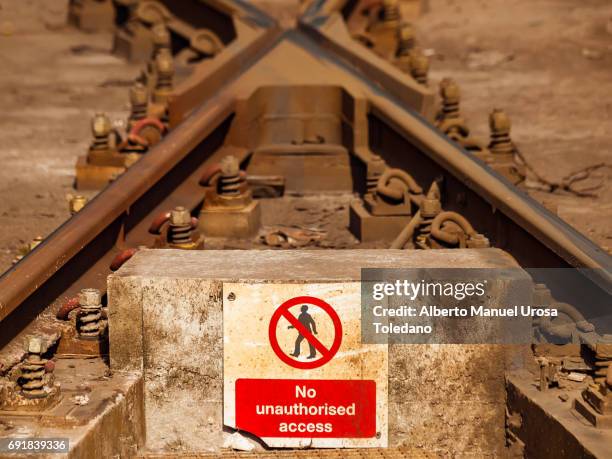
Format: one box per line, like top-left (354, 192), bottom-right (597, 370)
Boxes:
top-left (269, 296), bottom-right (342, 370)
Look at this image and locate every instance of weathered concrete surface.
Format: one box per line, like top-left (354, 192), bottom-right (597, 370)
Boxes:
top-left (0, 358), bottom-right (144, 459)
top-left (507, 370), bottom-right (612, 459)
top-left (108, 248), bottom-right (527, 455)
top-left (390, 344), bottom-right (512, 456)
top-left (109, 276), bottom-right (223, 452)
top-left (110, 248), bottom-right (520, 281)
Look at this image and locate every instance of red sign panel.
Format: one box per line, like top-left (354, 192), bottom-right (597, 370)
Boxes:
top-left (235, 378), bottom-right (376, 438)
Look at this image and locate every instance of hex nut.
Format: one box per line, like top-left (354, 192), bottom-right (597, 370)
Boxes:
top-left (79, 288), bottom-right (102, 308)
top-left (220, 155), bottom-right (240, 176)
top-left (130, 82), bottom-right (149, 105)
top-left (170, 206), bottom-right (192, 226)
top-left (27, 337), bottom-right (43, 354)
top-left (91, 113), bottom-right (112, 138)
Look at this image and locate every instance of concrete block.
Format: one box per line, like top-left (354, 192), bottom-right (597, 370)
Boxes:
top-left (108, 248), bottom-right (527, 454)
top-left (389, 401), bottom-right (504, 454)
top-left (389, 344), bottom-right (507, 403)
top-left (247, 145), bottom-right (353, 195)
top-left (199, 201), bottom-right (261, 238)
top-left (349, 200), bottom-right (411, 242)
top-left (75, 155), bottom-right (125, 190)
top-left (68, 0), bottom-right (115, 32)
top-left (0, 358), bottom-right (144, 459)
top-left (108, 275), bottom-right (144, 372)
top-left (113, 22), bottom-right (154, 63)
top-left (507, 371), bottom-right (612, 458)
top-left (108, 275), bottom-right (223, 451)
top-left (140, 277), bottom-right (223, 451)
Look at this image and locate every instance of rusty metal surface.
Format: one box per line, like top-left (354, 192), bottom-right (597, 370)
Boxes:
top-left (300, 3), bottom-right (436, 119)
top-left (0, 92), bottom-right (233, 322)
top-left (0, 91), bottom-right (235, 370)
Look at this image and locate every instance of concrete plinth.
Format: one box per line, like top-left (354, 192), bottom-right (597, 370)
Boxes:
top-left (0, 358), bottom-right (144, 459)
top-left (68, 0), bottom-right (115, 32)
top-left (247, 144), bottom-right (353, 195)
top-left (75, 156), bottom-right (125, 190)
top-left (108, 248), bottom-right (527, 455)
top-left (113, 22), bottom-right (155, 63)
top-left (349, 200), bottom-right (411, 242)
top-left (574, 390), bottom-right (612, 429)
top-left (199, 201), bottom-right (261, 238)
top-left (507, 371), bottom-right (612, 458)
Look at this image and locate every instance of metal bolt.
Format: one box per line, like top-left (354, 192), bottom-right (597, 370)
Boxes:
top-left (69, 195), bottom-right (88, 215)
top-left (79, 288), bottom-right (102, 307)
top-left (488, 108), bottom-right (513, 155)
top-left (410, 50), bottom-right (429, 86)
top-left (170, 206), bottom-right (191, 226)
top-left (396, 23), bottom-right (416, 56)
top-left (153, 48), bottom-right (174, 104)
top-left (367, 157), bottom-right (386, 194)
top-left (380, 0), bottom-right (400, 23)
top-left (19, 337), bottom-right (47, 398)
top-left (420, 181), bottom-right (442, 218)
top-left (168, 206), bottom-right (194, 245)
top-left (129, 82), bottom-right (149, 123)
top-left (91, 113), bottom-right (112, 151)
top-left (220, 155), bottom-right (240, 176)
top-left (151, 23), bottom-right (171, 52)
top-left (415, 182), bottom-right (442, 248)
top-left (219, 155), bottom-right (243, 196)
top-left (27, 336), bottom-right (43, 354)
top-left (76, 288), bottom-right (103, 340)
top-left (439, 78), bottom-right (461, 120)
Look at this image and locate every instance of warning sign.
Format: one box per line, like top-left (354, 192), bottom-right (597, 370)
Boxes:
top-left (224, 282), bottom-right (388, 448)
top-left (236, 379), bottom-right (376, 438)
top-left (268, 296), bottom-right (342, 369)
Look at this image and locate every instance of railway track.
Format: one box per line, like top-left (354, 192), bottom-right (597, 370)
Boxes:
top-left (0, 1), bottom-right (610, 457)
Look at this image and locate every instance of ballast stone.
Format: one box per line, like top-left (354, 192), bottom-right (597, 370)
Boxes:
top-left (108, 248), bottom-right (529, 454)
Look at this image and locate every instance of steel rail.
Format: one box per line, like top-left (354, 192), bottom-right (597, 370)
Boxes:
top-left (0, 0), bottom-right (282, 328)
top-left (369, 100), bottom-right (612, 273)
top-left (299, 8), bottom-right (436, 119)
top-left (297, 5), bottom-right (611, 292)
top-left (0, 92), bottom-right (234, 323)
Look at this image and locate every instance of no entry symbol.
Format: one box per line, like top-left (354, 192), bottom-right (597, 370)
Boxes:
top-left (269, 296), bottom-right (342, 369)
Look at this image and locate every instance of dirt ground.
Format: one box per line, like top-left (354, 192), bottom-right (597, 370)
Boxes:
top-left (418, 0), bottom-right (612, 252)
top-left (0, 0), bottom-right (610, 273)
top-left (0, 0), bottom-right (141, 272)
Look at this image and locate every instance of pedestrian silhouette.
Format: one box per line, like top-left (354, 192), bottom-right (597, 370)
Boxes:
top-left (288, 305), bottom-right (317, 359)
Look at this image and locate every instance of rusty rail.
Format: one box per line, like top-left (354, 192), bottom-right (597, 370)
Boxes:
top-left (0, 98), bottom-right (237, 366)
